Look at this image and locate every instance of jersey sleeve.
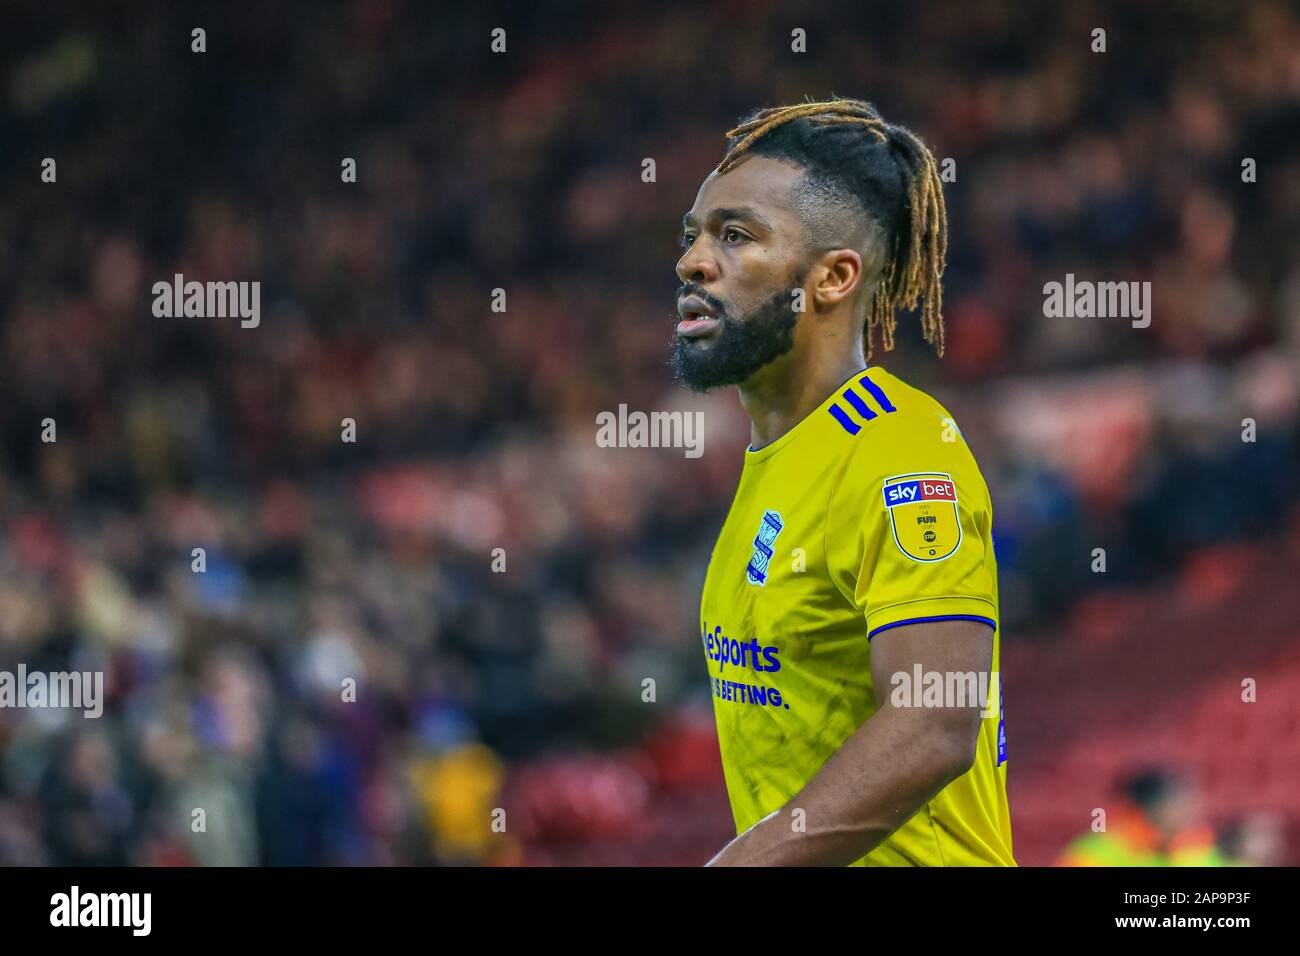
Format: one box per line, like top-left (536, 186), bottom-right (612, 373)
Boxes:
top-left (827, 435), bottom-right (998, 640)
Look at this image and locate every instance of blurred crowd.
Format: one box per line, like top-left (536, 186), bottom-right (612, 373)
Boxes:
top-left (0, 1), bottom-right (1298, 865)
top-left (1056, 767), bottom-right (1287, 867)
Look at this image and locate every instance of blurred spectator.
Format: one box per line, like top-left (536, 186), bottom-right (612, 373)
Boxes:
top-left (1218, 811), bottom-right (1288, 867)
top-left (1055, 769), bottom-right (1226, 867)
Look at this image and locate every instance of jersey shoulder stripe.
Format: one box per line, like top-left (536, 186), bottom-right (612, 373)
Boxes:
top-left (825, 371), bottom-right (897, 435)
top-left (827, 367), bottom-right (987, 517)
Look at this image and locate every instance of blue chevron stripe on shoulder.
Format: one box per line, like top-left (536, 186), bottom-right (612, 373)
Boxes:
top-left (827, 377), bottom-right (897, 436)
top-left (841, 387), bottom-right (878, 421)
top-left (857, 375), bottom-right (896, 413)
top-left (827, 403), bottom-right (861, 435)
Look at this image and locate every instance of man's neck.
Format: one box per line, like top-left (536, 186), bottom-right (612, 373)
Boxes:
top-left (739, 350), bottom-right (868, 451)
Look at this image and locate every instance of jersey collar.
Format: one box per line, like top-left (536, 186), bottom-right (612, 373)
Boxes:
top-left (745, 365), bottom-right (871, 464)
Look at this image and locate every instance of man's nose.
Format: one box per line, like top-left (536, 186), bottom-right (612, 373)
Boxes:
top-left (676, 242), bottom-right (719, 285)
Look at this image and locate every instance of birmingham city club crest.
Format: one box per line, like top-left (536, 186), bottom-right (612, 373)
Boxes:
top-left (881, 472), bottom-right (961, 562)
top-left (745, 510), bottom-right (784, 586)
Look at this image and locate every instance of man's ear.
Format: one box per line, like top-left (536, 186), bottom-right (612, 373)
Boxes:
top-left (810, 248), bottom-right (865, 311)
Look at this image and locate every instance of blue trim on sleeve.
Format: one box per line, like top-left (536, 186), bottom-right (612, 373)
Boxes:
top-left (867, 614), bottom-right (997, 641)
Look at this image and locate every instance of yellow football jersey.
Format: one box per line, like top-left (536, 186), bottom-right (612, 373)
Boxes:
top-left (699, 364), bottom-right (1015, 866)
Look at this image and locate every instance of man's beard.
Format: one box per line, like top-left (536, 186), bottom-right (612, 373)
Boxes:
top-left (671, 278), bottom-right (805, 393)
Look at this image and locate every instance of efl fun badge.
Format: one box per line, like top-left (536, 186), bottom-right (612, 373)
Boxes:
top-left (881, 473), bottom-right (961, 562)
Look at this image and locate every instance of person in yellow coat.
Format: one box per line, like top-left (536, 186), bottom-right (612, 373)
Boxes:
top-left (1057, 768), bottom-right (1226, 867)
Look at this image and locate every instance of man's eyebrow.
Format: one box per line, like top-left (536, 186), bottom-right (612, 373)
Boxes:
top-left (681, 207), bottom-right (774, 231)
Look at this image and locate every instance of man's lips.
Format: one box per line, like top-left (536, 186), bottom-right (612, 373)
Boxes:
top-left (676, 316), bottom-right (720, 338)
top-left (677, 296), bottom-right (720, 339)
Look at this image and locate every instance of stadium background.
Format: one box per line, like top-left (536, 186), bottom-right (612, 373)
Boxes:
top-left (1, 0), bottom-right (1298, 865)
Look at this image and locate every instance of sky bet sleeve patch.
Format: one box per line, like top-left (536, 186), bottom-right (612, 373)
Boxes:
top-left (881, 472), bottom-right (962, 562)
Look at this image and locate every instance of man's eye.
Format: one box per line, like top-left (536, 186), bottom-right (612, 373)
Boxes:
top-left (680, 233), bottom-right (696, 249)
top-left (723, 228), bottom-right (746, 244)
